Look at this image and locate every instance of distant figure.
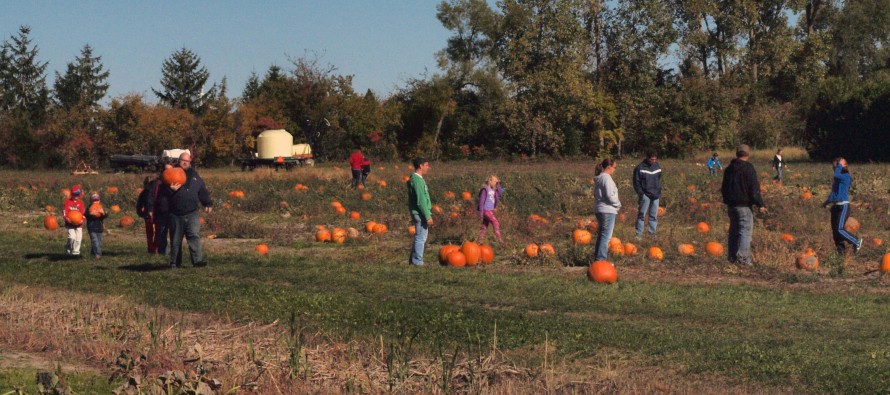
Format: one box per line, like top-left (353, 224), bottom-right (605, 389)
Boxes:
top-left (361, 158), bottom-right (371, 187)
top-left (407, 157), bottom-right (433, 266)
top-left (707, 153), bottom-right (723, 177)
top-left (478, 175), bottom-right (504, 243)
top-left (86, 193), bottom-right (107, 259)
top-left (593, 158), bottom-right (621, 262)
top-left (632, 151), bottom-right (662, 238)
top-left (821, 158), bottom-right (863, 254)
top-left (349, 149), bottom-right (366, 188)
top-left (772, 148), bottom-right (785, 182)
top-left (63, 185), bottom-right (85, 256)
top-left (163, 153), bottom-right (213, 268)
top-left (721, 145), bottom-right (766, 266)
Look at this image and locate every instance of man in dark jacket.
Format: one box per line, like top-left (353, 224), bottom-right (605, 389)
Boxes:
top-left (721, 144), bottom-right (766, 266)
top-left (163, 153), bottom-right (212, 268)
top-left (632, 151), bottom-right (662, 238)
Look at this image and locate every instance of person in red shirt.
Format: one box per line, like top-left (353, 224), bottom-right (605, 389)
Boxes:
top-left (349, 149), bottom-right (365, 188)
top-left (63, 184), bottom-right (86, 256)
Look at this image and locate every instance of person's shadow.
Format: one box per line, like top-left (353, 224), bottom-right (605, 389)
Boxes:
top-left (23, 252), bottom-right (171, 272)
top-left (24, 253), bottom-right (82, 262)
top-left (117, 263), bottom-right (171, 272)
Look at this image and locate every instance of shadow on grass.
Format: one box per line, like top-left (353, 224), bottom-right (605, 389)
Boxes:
top-left (24, 253), bottom-right (86, 262)
top-left (117, 263), bottom-right (173, 272)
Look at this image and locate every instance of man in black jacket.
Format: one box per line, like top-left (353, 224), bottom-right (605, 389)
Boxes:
top-left (164, 153), bottom-right (213, 268)
top-left (721, 145), bottom-right (766, 266)
top-left (632, 151), bottom-right (662, 238)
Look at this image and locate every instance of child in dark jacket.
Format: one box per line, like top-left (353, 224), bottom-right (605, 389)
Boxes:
top-left (86, 193), bottom-right (108, 259)
top-left (478, 175), bottom-right (505, 242)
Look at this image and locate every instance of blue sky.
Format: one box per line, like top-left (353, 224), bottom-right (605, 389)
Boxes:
top-left (1, 1), bottom-right (452, 102)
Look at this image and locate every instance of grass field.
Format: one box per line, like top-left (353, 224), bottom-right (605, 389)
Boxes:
top-left (1, 148), bottom-right (889, 393)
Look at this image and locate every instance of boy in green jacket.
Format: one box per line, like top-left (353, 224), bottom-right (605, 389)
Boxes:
top-left (407, 157), bottom-right (433, 265)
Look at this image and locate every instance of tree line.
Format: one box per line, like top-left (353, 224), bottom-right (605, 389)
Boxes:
top-left (0, 0), bottom-right (888, 169)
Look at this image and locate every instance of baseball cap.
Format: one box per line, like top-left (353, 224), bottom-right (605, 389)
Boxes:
top-left (90, 193), bottom-right (100, 201)
top-left (71, 185), bottom-right (82, 196)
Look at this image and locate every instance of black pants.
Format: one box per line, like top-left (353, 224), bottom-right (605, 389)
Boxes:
top-left (351, 169), bottom-right (362, 188)
top-left (830, 204), bottom-right (858, 253)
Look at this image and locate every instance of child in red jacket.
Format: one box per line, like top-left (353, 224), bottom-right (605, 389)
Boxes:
top-left (63, 185), bottom-right (86, 256)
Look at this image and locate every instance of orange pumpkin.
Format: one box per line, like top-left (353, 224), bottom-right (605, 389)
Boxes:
top-left (45, 205), bottom-right (55, 213)
top-left (525, 244), bottom-right (540, 258)
top-left (332, 228), bottom-right (347, 243)
top-left (316, 229), bottom-right (332, 242)
top-left (586, 221), bottom-right (599, 233)
top-left (780, 233), bottom-right (795, 243)
top-left (439, 245), bottom-right (460, 265)
top-left (361, 192), bottom-right (372, 201)
top-left (444, 191), bottom-right (456, 200)
top-left (678, 243), bottom-right (695, 255)
top-left (61, 188), bottom-right (71, 199)
top-left (447, 250), bottom-right (467, 267)
top-left (648, 246), bottom-right (664, 260)
top-left (88, 202), bottom-right (105, 217)
top-left (331, 201), bottom-right (343, 209)
top-left (372, 223), bottom-right (388, 234)
top-left (800, 191), bottom-right (813, 200)
top-left (657, 206), bottom-right (666, 216)
top-left (705, 241), bottom-right (724, 257)
top-left (461, 241), bottom-right (481, 266)
top-left (162, 167), bottom-right (187, 185)
top-left (66, 211), bottom-right (84, 226)
top-left (44, 215), bottom-right (59, 230)
top-left (609, 241), bottom-right (625, 256)
top-left (377, 180), bottom-right (387, 187)
top-left (432, 205), bottom-right (443, 214)
top-left (335, 206), bottom-right (347, 215)
top-left (119, 216), bottom-right (135, 228)
top-left (617, 213), bottom-right (627, 222)
top-left (881, 253), bottom-right (890, 273)
top-left (609, 237), bottom-right (622, 248)
top-left (357, 184), bottom-right (364, 190)
top-left (479, 244), bottom-right (494, 264)
top-left (588, 260), bottom-right (618, 284)
top-left (871, 238), bottom-right (883, 247)
top-left (408, 225), bottom-right (416, 235)
top-left (572, 229), bottom-right (592, 244)
top-left (365, 221), bottom-right (378, 232)
top-left (461, 191), bottom-right (472, 201)
top-left (687, 184), bottom-right (696, 192)
top-left (111, 204), bottom-right (121, 213)
top-left (279, 201), bottom-right (290, 208)
top-left (349, 211), bottom-right (361, 220)
top-left (696, 222), bottom-right (710, 233)
top-left (539, 243), bottom-right (555, 256)
top-left (688, 197), bottom-right (698, 204)
top-left (256, 244), bottom-right (269, 254)
top-left (844, 217), bottom-right (860, 233)
top-left (106, 186), bottom-right (119, 194)
top-left (795, 248), bottom-right (817, 270)
top-left (623, 243), bottom-right (638, 255)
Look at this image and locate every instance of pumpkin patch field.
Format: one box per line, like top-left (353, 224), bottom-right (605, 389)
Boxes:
top-left (1, 148), bottom-right (890, 393)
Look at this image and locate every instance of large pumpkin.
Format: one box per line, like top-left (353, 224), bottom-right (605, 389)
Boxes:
top-left (461, 241), bottom-right (481, 266)
top-left (609, 241), bottom-right (625, 256)
top-left (539, 243), bottom-right (555, 256)
top-left (365, 221), bottom-right (378, 232)
top-left (881, 253), bottom-right (890, 273)
top-left (88, 202), bottom-right (105, 217)
top-left (572, 229), bottom-right (592, 244)
top-left (588, 260), bottom-right (618, 284)
top-left (844, 217), bottom-right (860, 233)
top-left (479, 244), bottom-right (494, 264)
top-left (447, 250), bottom-right (467, 267)
top-left (525, 243), bottom-right (540, 258)
top-left (332, 228), bottom-right (348, 244)
top-left (44, 215), bottom-right (59, 230)
top-left (678, 243), bottom-right (695, 256)
top-left (162, 167), bottom-right (187, 185)
top-left (648, 246), bottom-right (664, 260)
top-left (316, 229), bottom-right (332, 242)
top-left (119, 216), bottom-right (135, 228)
top-left (705, 241), bottom-right (724, 257)
top-left (66, 211), bottom-right (84, 226)
top-left (439, 245), bottom-right (460, 265)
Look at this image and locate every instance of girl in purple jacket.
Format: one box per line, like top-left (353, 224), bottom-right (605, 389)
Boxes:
top-left (478, 175), bottom-right (505, 242)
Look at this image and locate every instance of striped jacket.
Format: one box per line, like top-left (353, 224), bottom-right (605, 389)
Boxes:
top-left (633, 160), bottom-right (663, 199)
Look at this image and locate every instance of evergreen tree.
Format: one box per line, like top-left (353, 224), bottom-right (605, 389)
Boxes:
top-left (152, 47), bottom-right (217, 115)
top-left (53, 44), bottom-right (110, 109)
top-left (241, 71), bottom-right (260, 102)
top-left (0, 25), bottom-right (49, 125)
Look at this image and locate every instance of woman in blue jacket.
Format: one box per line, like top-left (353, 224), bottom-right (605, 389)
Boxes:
top-left (821, 158), bottom-right (863, 254)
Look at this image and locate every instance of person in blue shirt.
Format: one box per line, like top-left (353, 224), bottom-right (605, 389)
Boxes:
top-left (821, 157), bottom-right (863, 254)
top-left (707, 153), bottom-right (723, 176)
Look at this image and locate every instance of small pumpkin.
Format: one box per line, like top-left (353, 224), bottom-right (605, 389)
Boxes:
top-left (705, 241), bottom-right (724, 257)
top-left (332, 228), bottom-right (347, 243)
top-left (539, 243), bottom-right (555, 256)
top-left (44, 215), bottom-right (59, 230)
top-left (256, 244), bottom-right (269, 254)
top-left (347, 227), bottom-right (360, 239)
top-left (316, 229), bottom-right (332, 242)
top-left (780, 233), bottom-right (795, 243)
top-left (408, 225), bottom-right (416, 235)
top-left (377, 180), bottom-right (387, 187)
top-left (800, 191), bottom-right (813, 200)
top-left (444, 191), bottom-right (456, 200)
top-left (525, 243), bottom-right (540, 258)
top-left (479, 244), bottom-right (494, 264)
top-left (162, 167), bottom-right (187, 185)
top-left (119, 216), bottom-right (135, 228)
top-left (609, 241), bottom-right (625, 256)
top-left (110, 204), bottom-right (121, 213)
top-left (461, 241), bottom-right (481, 266)
top-left (432, 205), bottom-right (443, 214)
top-left (623, 242), bottom-right (638, 255)
top-left (461, 191), bottom-right (472, 201)
top-left (678, 243), bottom-right (695, 256)
top-left (572, 229), bottom-right (592, 244)
top-left (331, 201), bottom-right (343, 209)
top-left (870, 238), bottom-right (882, 247)
top-left (61, 188), bottom-right (71, 199)
top-left (439, 245), bottom-right (460, 265)
top-left (447, 250), bottom-right (467, 267)
top-left (335, 206), bottom-right (347, 215)
top-left (106, 186), bottom-right (119, 194)
top-left (696, 222), bottom-right (710, 233)
top-left (648, 246), bottom-right (664, 260)
top-left (795, 248), bottom-right (817, 270)
top-left (349, 211), bottom-right (361, 220)
top-left (361, 193), bottom-right (372, 201)
top-left (657, 206), bottom-right (666, 216)
top-left (588, 260), bottom-right (618, 284)
top-left (609, 237), bottom-right (622, 248)
top-left (844, 217), bottom-right (860, 233)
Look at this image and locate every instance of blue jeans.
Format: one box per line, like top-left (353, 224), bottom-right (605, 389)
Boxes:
top-left (169, 210), bottom-right (203, 266)
top-left (709, 167), bottom-right (716, 176)
top-left (635, 195), bottom-right (659, 236)
top-left (774, 166), bottom-right (782, 182)
top-left (409, 213), bottom-right (429, 265)
top-left (89, 231), bottom-right (102, 257)
top-left (594, 212), bottom-right (616, 261)
top-left (727, 206), bottom-right (753, 265)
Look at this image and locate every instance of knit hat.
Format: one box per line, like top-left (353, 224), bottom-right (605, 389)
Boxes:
top-left (90, 193), bottom-right (100, 202)
top-left (71, 185), bottom-right (83, 197)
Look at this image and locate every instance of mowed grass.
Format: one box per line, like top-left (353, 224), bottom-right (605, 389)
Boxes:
top-left (0, 368), bottom-right (116, 394)
top-left (1, 228), bottom-right (889, 393)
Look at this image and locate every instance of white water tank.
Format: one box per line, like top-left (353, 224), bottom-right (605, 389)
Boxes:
top-left (256, 129), bottom-right (293, 159)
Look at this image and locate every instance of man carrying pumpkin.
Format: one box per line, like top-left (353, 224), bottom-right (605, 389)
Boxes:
top-left (407, 157), bottom-right (433, 266)
top-left (721, 145), bottom-right (766, 266)
top-left (163, 153), bottom-right (213, 268)
top-left (63, 185), bottom-right (86, 256)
